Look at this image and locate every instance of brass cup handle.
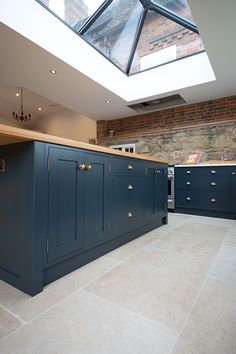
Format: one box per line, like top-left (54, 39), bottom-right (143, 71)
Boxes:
top-left (186, 182), bottom-right (191, 185)
top-left (78, 164), bottom-right (86, 170)
top-left (128, 212), bottom-right (133, 218)
top-left (128, 185), bottom-right (133, 190)
top-left (186, 197), bottom-right (191, 201)
top-left (211, 198), bottom-right (216, 203)
top-left (211, 182), bottom-right (216, 186)
top-left (86, 165), bottom-right (92, 171)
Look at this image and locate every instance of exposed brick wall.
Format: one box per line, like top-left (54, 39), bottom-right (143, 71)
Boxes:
top-left (97, 96), bottom-right (236, 142)
top-left (97, 96), bottom-right (236, 164)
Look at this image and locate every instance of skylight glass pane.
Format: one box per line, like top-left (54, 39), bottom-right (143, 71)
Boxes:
top-left (38, 0), bottom-right (105, 29)
top-left (82, 0), bottom-right (143, 72)
top-left (129, 9), bottom-right (204, 74)
top-left (151, 0), bottom-right (195, 24)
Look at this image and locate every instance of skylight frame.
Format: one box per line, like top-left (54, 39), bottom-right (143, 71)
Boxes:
top-left (35, 0), bottom-right (204, 76)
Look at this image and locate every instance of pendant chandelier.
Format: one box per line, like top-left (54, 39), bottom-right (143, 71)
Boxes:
top-left (13, 87), bottom-right (31, 122)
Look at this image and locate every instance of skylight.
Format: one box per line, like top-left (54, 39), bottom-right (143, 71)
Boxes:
top-left (36, 0), bottom-right (204, 75)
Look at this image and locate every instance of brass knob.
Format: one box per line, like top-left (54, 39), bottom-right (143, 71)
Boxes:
top-left (128, 165), bottom-right (133, 171)
top-left (155, 170), bottom-right (161, 174)
top-left (186, 181), bottom-right (191, 185)
top-left (186, 170), bottom-right (191, 174)
top-left (211, 182), bottom-right (216, 186)
top-left (211, 198), bottom-right (216, 203)
top-left (128, 185), bottom-right (133, 190)
top-left (186, 197), bottom-right (191, 201)
top-left (78, 164), bottom-right (86, 170)
top-left (128, 212), bottom-right (133, 218)
top-left (211, 170), bottom-right (216, 174)
top-left (232, 172), bottom-right (235, 175)
top-left (86, 165), bottom-right (92, 170)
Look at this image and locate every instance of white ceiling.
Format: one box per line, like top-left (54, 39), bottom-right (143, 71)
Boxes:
top-left (0, 85), bottom-right (66, 123)
top-left (0, 0), bottom-right (236, 121)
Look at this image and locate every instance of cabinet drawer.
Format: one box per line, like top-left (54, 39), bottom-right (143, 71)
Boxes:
top-left (175, 190), bottom-right (199, 208)
top-left (176, 166), bottom-right (228, 177)
top-left (112, 157), bottom-right (146, 176)
top-left (112, 176), bottom-right (146, 202)
top-left (112, 202), bottom-right (145, 237)
top-left (112, 176), bottom-right (145, 237)
top-left (199, 192), bottom-right (230, 212)
top-left (176, 175), bottom-right (228, 191)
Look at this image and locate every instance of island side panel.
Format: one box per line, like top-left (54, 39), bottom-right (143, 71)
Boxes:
top-left (0, 143), bottom-right (33, 293)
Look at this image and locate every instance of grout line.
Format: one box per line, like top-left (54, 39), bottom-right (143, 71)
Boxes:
top-left (0, 217), bottom-right (180, 330)
top-left (169, 218), bottom-right (232, 354)
top-left (13, 224), bottom-right (174, 325)
top-left (12, 259), bottom-right (123, 325)
top-left (82, 288), bottom-right (178, 337)
top-left (0, 304), bottom-right (27, 325)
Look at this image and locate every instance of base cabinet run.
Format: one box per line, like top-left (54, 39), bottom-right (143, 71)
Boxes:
top-left (175, 166), bottom-right (236, 219)
top-left (0, 142), bottom-right (168, 295)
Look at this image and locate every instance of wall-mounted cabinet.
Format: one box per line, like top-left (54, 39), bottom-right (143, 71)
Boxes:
top-left (0, 141), bottom-right (168, 296)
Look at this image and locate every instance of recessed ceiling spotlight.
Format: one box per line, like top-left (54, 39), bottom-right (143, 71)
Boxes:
top-left (50, 69), bottom-right (57, 74)
top-left (106, 100), bottom-right (111, 104)
top-left (16, 93), bottom-right (20, 97)
top-left (38, 107), bottom-right (42, 111)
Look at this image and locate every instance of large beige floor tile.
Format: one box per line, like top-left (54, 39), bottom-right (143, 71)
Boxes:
top-left (172, 279), bottom-right (236, 354)
top-left (0, 306), bottom-right (22, 340)
top-left (85, 246), bottom-right (213, 330)
top-left (175, 220), bottom-right (228, 239)
top-left (150, 229), bottom-right (224, 256)
top-left (223, 227), bottom-right (236, 246)
top-left (189, 215), bottom-right (234, 227)
top-left (0, 256), bottom-right (119, 322)
top-left (208, 245), bottom-right (236, 284)
top-left (0, 289), bottom-right (177, 354)
top-left (168, 213), bottom-right (192, 223)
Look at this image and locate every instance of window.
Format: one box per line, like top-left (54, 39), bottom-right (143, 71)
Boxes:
top-left (110, 143), bottom-right (136, 153)
top-left (36, 0), bottom-right (204, 75)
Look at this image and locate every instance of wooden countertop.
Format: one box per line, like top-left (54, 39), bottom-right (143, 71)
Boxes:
top-left (176, 162), bottom-right (236, 167)
top-left (0, 123), bottom-right (168, 164)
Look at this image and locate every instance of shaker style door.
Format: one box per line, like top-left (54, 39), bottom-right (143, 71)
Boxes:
top-left (47, 147), bottom-right (85, 263)
top-left (230, 167), bottom-right (236, 213)
top-left (84, 152), bottom-right (111, 248)
top-left (146, 167), bottom-right (167, 221)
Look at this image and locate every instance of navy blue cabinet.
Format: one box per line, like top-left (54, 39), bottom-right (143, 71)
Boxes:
top-left (175, 165), bottom-right (236, 219)
top-left (230, 167), bottom-right (236, 212)
top-left (48, 147), bottom-right (85, 263)
top-left (48, 147), bottom-right (111, 263)
top-left (0, 141), bottom-right (167, 295)
top-left (112, 176), bottom-right (145, 237)
top-left (83, 152), bottom-right (111, 248)
top-left (146, 166), bottom-right (168, 222)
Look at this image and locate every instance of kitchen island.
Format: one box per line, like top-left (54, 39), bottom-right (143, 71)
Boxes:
top-left (0, 124), bottom-right (168, 295)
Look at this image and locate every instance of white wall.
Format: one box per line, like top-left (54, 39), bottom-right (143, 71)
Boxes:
top-left (32, 109), bottom-right (96, 143)
top-left (0, 116), bottom-right (22, 128)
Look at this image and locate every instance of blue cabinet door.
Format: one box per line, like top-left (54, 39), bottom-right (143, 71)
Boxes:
top-left (84, 152), bottom-right (111, 248)
top-left (146, 166), bottom-right (167, 221)
top-left (48, 147), bottom-right (85, 263)
top-left (230, 167), bottom-right (236, 213)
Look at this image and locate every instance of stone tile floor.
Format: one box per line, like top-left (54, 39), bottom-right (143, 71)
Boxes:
top-left (0, 213), bottom-right (235, 354)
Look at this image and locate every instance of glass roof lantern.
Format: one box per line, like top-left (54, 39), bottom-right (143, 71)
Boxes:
top-left (37, 0), bottom-right (205, 75)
